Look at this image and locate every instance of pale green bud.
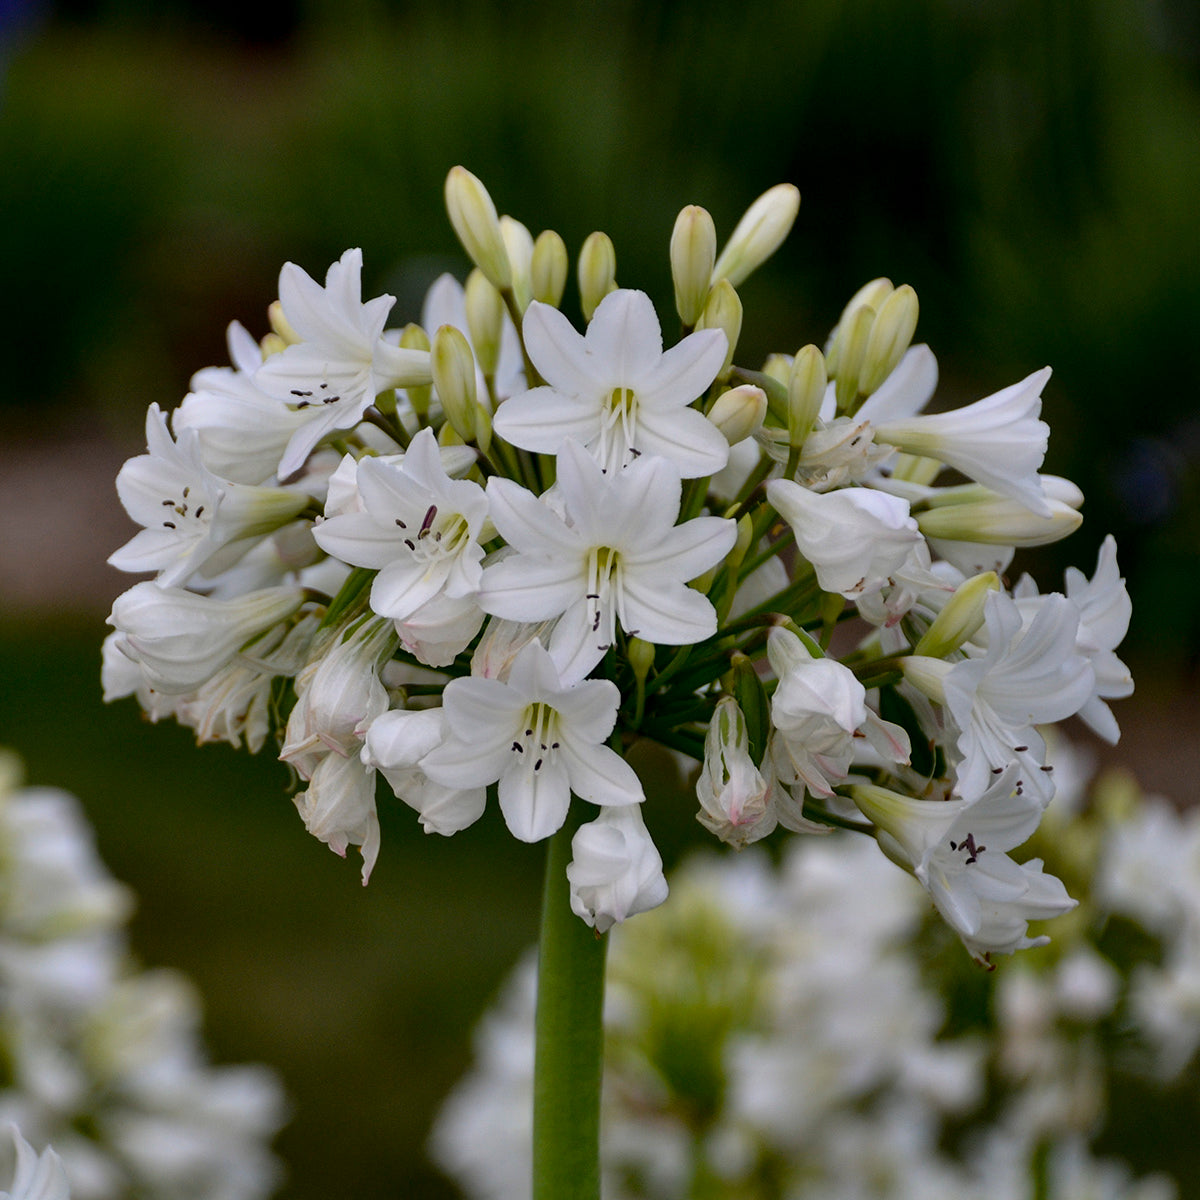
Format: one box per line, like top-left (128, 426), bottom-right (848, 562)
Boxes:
top-left (711, 183), bottom-right (800, 288)
top-left (464, 269), bottom-right (504, 377)
top-left (697, 279), bottom-right (742, 378)
top-left (728, 653), bottom-right (770, 766)
top-left (858, 284), bottom-right (919, 396)
top-left (732, 511), bottom-right (754, 562)
top-left (499, 215), bottom-right (534, 314)
top-left (708, 384), bottom-right (767, 445)
top-left (825, 277), bottom-right (892, 376)
top-left (787, 345), bottom-right (827, 448)
top-left (578, 231), bottom-right (617, 322)
top-left (399, 323), bottom-right (433, 417)
top-left (670, 204), bottom-right (717, 325)
top-left (627, 636), bottom-right (655, 685)
top-left (531, 229), bottom-right (568, 307)
top-left (914, 571), bottom-right (999, 658)
top-left (899, 654), bottom-right (950, 705)
top-left (431, 324), bottom-right (478, 444)
top-left (890, 452), bottom-right (942, 486)
top-left (916, 496), bottom-right (1083, 546)
top-left (833, 303), bottom-right (876, 413)
top-left (267, 299), bottom-right (300, 346)
top-left (762, 353), bottom-right (793, 387)
top-left (444, 166), bottom-right (512, 291)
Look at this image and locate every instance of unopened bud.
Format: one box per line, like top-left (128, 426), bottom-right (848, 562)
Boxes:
top-left (711, 183), bottom-right (800, 288)
top-left (762, 353), bottom-right (793, 387)
top-left (531, 230), bottom-right (569, 307)
top-left (788, 345), bottom-right (827, 448)
top-left (708, 385), bottom-right (766, 445)
top-left (267, 299), bottom-right (300, 346)
top-left (899, 655), bottom-right (950, 706)
top-left (914, 571), bottom-right (999, 658)
top-left (627, 636), bottom-right (655, 685)
top-left (464, 269), bottom-right (504, 377)
top-left (399, 323), bottom-right (433, 416)
top-left (444, 166), bottom-right (512, 291)
top-left (499, 215), bottom-right (534, 314)
top-left (859, 284), bottom-right (919, 396)
top-left (917, 496), bottom-right (1083, 546)
top-left (825, 278), bottom-right (893, 376)
top-left (578, 231), bottom-right (617, 322)
top-left (832, 303), bottom-right (876, 414)
top-left (671, 204), bottom-right (717, 325)
top-left (432, 325), bottom-right (478, 444)
top-left (890, 452), bottom-right (942, 486)
top-left (697, 279), bottom-right (742, 378)
top-left (729, 652), bottom-right (770, 766)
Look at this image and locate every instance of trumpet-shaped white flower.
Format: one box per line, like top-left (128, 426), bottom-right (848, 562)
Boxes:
top-left (421, 640), bottom-right (643, 843)
top-left (852, 764), bottom-right (1076, 962)
top-left (312, 428), bottom-right (489, 622)
top-left (696, 697), bottom-right (775, 847)
top-left (492, 289), bottom-right (730, 477)
top-left (107, 582), bottom-right (306, 695)
top-left (108, 405), bottom-right (309, 588)
top-left (255, 249), bottom-right (432, 478)
top-left (566, 805), bottom-right (668, 932)
top-left (872, 368), bottom-right (1052, 516)
top-left (766, 479), bottom-right (919, 597)
top-left (480, 440), bottom-right (736, 681)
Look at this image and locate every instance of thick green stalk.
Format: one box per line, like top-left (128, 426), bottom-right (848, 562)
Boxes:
top-left (533, 807), bottom-right (608, 1200)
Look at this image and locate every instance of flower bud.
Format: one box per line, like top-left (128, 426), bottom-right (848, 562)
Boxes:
top-left (398, 322), bottom-right (433, 417)
top-left (711, 183), bottom-right (800, 288)
top-left (859, 284), bottom-right (919, 396)
top-left (833, 302), bottom-right (876, 413)
top-left (431, 324), bottom-right (478, 444)
top-left (899, 654), bottom-right (951, 704)
top-left (444, 166), bottom-right (512, 291)
top-left (914, 570), bottom-right (999, 658)
top-left (531, 229), bottom-right (568, 307)
top-left (696, 696), bottom-right (774, 848)
top-left (670, 204), bottom-right (716, 325)
top-left (567, 806), bottom-right (668, 932)
top-left (916, 496), bottom-right (1083, 546)
top-left (825, 277), bottom-right (892, 376)
top-left (708, 384), bottom-right (766, 445)
top-left (626, 636), bottom-right (656, 686)
top-left (697, 279), bottom-right (742, 378)
top-left (787, 344), bottom-right (827, 448)
top-left (499, 215), bottom-right (534, 313)
top-left (267, 299), bottom-right (299, 346)
top-left (464, 269), bottom-right (504, 377)
top-left (729, 651), bottom-right (770, 767)
top-left (578, 231), bottom-right (617, 322)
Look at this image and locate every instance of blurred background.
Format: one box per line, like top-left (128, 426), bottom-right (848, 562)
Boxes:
top-left (1, 0), bottom-right (1198, 1195)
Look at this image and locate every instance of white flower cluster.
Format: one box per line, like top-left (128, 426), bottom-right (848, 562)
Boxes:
top-left (432, 752), bottom-right (1193, 1200)
top-left (0, 753), bottom-right (286, 1200)
top-left (104, 167), bottom-right (1131, 954)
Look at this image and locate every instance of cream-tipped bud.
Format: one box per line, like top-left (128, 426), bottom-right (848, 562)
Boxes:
top-left (825, 277), bottom-right (893, 376)
top-left (499, 215), bottom-right (534, 314)
top-left (697, 279), bottom-right (742, 378)
top-left (917, 496), bottom-right (1083, 546)
top-left (431, 324), bottom-right (478, 444)
top-left (762, 353), bottom-right (793, 386)
top-left (898, 654), bottom-right (950, 705)
top-left (711, 183), bottom-right (800, 288)
top-left (787, 344), bottom-right (827, 448)
top-left (627, 636), bottom-right (655, 685)
top-left (531, 229), bottom-right (569, 307)
top-left (708, 384), bottom-right (767, 445)
top-left (464, 269), bottom-right (504, 377)
top-left (670, 204), bottom-right (717, 325)
top-left (399, 323), bottom-right (433, 416)
top-left (833, 303), bottom-right (876, 413)
top-left (578, 231), bottom-right (617, 322)
top-left (914, 571), bottom-right (999, 658)
top-left (267, 299), bottom-right (299, 346)
top-left (859, 284), bottom-right (919, 396)
top-left (445, 166), bottom-right (512, 291)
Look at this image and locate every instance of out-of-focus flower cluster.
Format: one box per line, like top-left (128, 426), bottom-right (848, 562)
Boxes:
top-left (0, 752), bottom-right (286, 1200)
top-left (104, 166), bottom-right (1131, 958)
top-left (432, 744), bottom-right (1195, 1200)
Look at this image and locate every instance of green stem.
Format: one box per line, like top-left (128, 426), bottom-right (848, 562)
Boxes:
top-left (533, 807), bottom-right (608, 1200)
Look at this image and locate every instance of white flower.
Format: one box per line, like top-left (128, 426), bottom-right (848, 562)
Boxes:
top-left (566, 806), bottom-right (668, 932)
top-left (312, 428), bottom-right (489, 621)
top-left (255, 249), bottom-right (432, 478)
top-left (108, 405), bottom-right (309, 587)
top-left (492, 289), bottom-right (730, 477)
top-left (1, 1127), bottom-right (70, 1200)
top-left (480, 439), bottom-right (737, 681)
top-left (852, 765), bottom-right (1076, 962)
top-left (766, 478), bottom-right (919, 597)
top-left (362, 708), bottom-right (487, 836)
top-left (421, 640), bottom-right (643, 843)
top-left (872, 368), bottom-right (1052, 516)
top-left (291, 750), bottom-right (381, 884)
top-left (393, 591), bottom-right (485, 670)
top-left (106, 582), bottom-right (306, 695)
top-left (696, 697), bottom-right (775, 847)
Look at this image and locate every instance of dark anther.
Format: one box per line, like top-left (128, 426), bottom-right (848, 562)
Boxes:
top-left (403, 539), bottom-right (416, 551)
top-left (194, 506), bottom-right (204, 518)
top-left (991, 766), bottom-right (1004, 774)
top-left (1040, 765), bottom-right (1054, 772)
top-left (162, 521), bottom-right (176, 529)
top-left (419, 505), bottom-right (437, 537)
top-left (322, 395), bottom-right (341, 405)
top-left (511, 742), bottom-right (523, 753)
top-left (395, 518), bottom-right (407, 528)
top-left (290, 389), bottom-right (313, 397)
top-left (534, 758), bottom-right (543, 771)
top-left (161, 499), bottom-right (174, 507)
top-left (1013, 745), bottom-right (1029, 752)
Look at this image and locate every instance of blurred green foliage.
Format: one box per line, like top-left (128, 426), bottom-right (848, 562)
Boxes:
top-left (2, 0), bottom-right (1199, 1195)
